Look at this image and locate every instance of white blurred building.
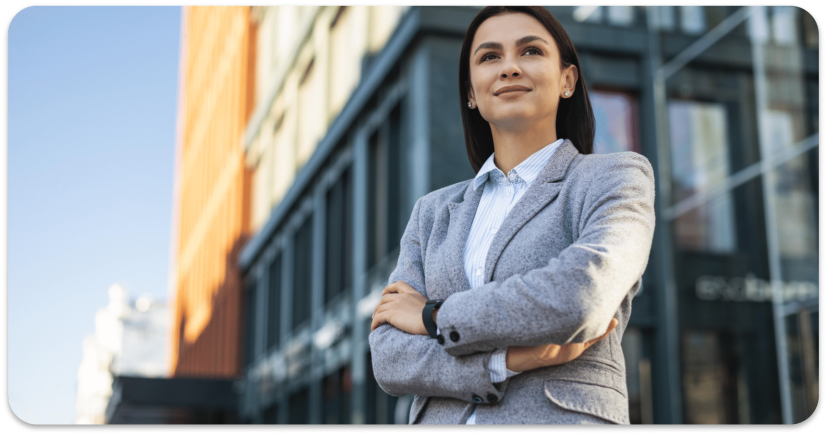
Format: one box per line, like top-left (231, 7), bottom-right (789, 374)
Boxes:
top-left (75, 284), bottom-right (169, 424)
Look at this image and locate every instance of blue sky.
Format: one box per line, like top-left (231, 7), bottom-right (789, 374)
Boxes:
top-left (7, 6), bottom-right (181, 424)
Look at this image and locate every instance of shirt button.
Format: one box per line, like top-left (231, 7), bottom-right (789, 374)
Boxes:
top-left (490, 228), bottom-right (497, 234)
top-left (450, 331), bottom-right (460, 342)
top-left (472, 395), bottom-right (483, 404)
top-left (476, 268), bottom-right (482, 276)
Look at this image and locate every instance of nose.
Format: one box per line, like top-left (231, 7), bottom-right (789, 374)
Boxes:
top-left (499, 57), bottom-right (521, 79)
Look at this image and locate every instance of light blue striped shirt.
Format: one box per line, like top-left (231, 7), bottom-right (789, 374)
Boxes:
top-left (460, 138), bottom-right (564, 424)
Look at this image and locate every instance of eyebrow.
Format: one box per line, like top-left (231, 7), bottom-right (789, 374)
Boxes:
top-left (473, 35), bottom-right (549, 56)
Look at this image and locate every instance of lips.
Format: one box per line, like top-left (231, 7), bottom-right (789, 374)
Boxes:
top-left (494, 85), bottom-right (531, 96)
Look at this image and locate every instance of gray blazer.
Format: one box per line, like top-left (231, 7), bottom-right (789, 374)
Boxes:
top-left (368, 140), bottom-right (656, 424)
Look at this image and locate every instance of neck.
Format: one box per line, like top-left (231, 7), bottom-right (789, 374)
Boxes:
top-left (489, 119), bottom-right (558, 175)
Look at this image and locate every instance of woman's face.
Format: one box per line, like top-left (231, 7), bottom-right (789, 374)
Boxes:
top-left (467, 12), bottom-right (577, 131)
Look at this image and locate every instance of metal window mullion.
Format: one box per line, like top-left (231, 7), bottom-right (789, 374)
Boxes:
top-left (644, 6), bottom-right (684, 424)
top-left (349, 126), bottom-right (369, 424)
top-left (749, 5), bottom-right (794, 424)
top-left (658, 7), bottom-right (751, 81)
top-left (308, 178), bottom-right (326, 424)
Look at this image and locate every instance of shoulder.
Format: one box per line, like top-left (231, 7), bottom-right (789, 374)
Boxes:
top-left (564, 151), bottom-right (656, 207)
top-left (570, 151), bottom-right (654, 187)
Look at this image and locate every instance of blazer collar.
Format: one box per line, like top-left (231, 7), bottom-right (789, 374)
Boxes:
top-left (445, 139), bottom-right (580, 292)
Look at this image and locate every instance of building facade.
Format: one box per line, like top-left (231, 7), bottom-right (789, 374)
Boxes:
top-left (169, 5), bottom-right (256, 378)
top-left (76, 285), bottom-right (168, 424)
top-left (231, 6), bottom-right (817, 424)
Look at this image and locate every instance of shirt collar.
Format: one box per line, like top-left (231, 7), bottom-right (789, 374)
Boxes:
top-left (473, 138), bottom-right (565, 191)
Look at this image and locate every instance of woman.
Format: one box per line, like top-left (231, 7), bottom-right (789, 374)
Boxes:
top-left (369, 6), bottom-right (655, 425)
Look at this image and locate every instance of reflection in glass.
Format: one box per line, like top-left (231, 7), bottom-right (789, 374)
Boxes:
top-left (621, 328), bottom-right (653, 424)
top-left (591, 90), bottom-right (639, 154)
top-left (606, 6), bottom-right (634, 27)
top-left (770, 6), bottom-right (799, 45)
top-left (680, 6), bottom-right (706, 35)
top-left (673, 193), bottom-right (736, 254)
top-left (572, 6), bottom-right (602, 23)
top-left (770, 154), bottom-right (818, 282)
top-left (784, 309), bottom-right (819, 422)
top-left (759, 8), bottom-right (809, 150)
top-left (668, 100), bottom-right (735, 253)
top-left (657, 6), bottom-right (676, 31)
top-left (681, 331), bottom-right (744, 423)
top-left (669, 101), bottom-right (730, 201)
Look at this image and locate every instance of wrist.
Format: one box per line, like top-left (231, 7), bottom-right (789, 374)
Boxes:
top-left (505, 347), bottom-right (522, 372)
top-left (421, 299), bottom-right (444, 339)
top-left (505, 347), bottom-right (536, 373)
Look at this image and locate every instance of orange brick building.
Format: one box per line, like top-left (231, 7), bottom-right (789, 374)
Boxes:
top-left (169, 6), bottom-right (256, 377)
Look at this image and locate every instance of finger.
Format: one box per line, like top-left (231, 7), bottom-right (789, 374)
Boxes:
top-left (373, 302), bottom-right (392, 318)
top-left (392, 281), bottom-right (421, 296)
top-left (371, 311), bottom-right (387, 331)
top-left (385, 283), bottom-right (402, 295)
top-left (372, 294), bottom-right (398, 318)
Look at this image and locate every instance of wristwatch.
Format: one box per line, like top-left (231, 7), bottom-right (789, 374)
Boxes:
top-left (422, 299), bottom-right (444, 339)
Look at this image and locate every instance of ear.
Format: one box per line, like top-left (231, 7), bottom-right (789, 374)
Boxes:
top-left (466, 81), bottom-right (477, 108)
top-left (561, 64), bottom-right (578, 98)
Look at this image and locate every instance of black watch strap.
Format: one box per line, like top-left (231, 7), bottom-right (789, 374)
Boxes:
top-left (422, 299), bottom-right (444, 339)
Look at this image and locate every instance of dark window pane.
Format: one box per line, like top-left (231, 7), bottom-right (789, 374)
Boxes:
top-left (325, 180), bottom-right (343, 304)
top-left (263, 403), bottom-right (279, 424)
top-left (387, 104), bottom-right (402, 251)
top-left (339, 365), bottom-right (353, 424)
top-left (243, 281), bottom-right (257, 368)
top-left (288, 387), bottom-right (310, 424)
top-left (368, 128), bottom-right (387, 268)
top-left (267, 253), bottom-right (282, 351)
top-left (325, 167), bottom-right (353, 304)
top-left (293, 217), bottom-right (313, 329)
top-left (323, 371), bottom-right (339, 424)
top-left (343, 167), bottom-right (353, 290)
top-left (365, 352), bottom-right (377, 424)
top-left (367, 103), bottom-right (403, 271)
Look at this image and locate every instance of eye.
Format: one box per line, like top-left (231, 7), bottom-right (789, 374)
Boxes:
top-left (480, 52), bottom-right (499, 62)
top-left (523, 47), bottom-right (543, 54)
top-left (480, 47), bottom-right (543, 62)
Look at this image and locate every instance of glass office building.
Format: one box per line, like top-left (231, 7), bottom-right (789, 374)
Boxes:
top-left (236, 6), bottom-right (818, 424)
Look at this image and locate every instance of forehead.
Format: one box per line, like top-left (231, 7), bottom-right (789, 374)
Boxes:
top-left (472, 13), bottom-right (554, 49)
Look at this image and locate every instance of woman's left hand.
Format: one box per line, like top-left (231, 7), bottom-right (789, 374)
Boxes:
top-left (370, 281), bottom-right (429, 335)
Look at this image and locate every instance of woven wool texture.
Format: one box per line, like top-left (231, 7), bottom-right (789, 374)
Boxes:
top-left (369, 140), bottom-right (656, 424)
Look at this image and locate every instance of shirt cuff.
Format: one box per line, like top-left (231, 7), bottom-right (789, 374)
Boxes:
top-left (488, 348), bottom-right (522, 383)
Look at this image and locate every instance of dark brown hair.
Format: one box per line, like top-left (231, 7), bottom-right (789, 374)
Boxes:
top-left (459, 6), bottom-right (595, 172)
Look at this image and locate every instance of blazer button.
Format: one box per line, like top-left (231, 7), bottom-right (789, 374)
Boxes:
top-left (487, 394), bottom-right (498, 403)
top-left (437, 334), bottom-right (445, 345)
top-left (450, 331), bottom-right (460, 342)
top-left (472, 395), bottom-right (483, 404)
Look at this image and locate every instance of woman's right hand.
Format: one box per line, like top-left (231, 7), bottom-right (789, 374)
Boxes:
top-left (505, 318), bottom-right (619, 373)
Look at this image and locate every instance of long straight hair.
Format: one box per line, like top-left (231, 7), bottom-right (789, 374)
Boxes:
top-left (459, 6), bottom-right (595, 173)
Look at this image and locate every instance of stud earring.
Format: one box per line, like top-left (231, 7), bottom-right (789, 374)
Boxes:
top-left (564, 91), bottom-right (570, 96)
top-left (467, 101), bottom-right (472, 108)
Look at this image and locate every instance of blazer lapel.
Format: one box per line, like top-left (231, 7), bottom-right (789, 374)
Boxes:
top-left (484, 140), bottom-right (580, 283)
top-left (445, 181), bottom-right (484, 294)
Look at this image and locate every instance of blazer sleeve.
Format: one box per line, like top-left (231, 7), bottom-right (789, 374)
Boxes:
top-left (368, 197), bottom-right (508, 403)
top-left (435, 153), bottom-right (656, 357)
